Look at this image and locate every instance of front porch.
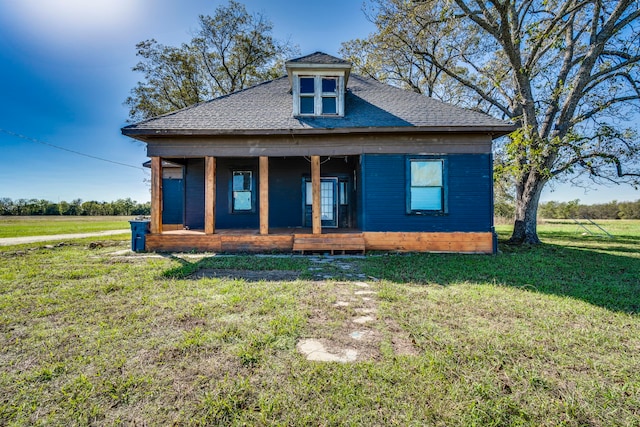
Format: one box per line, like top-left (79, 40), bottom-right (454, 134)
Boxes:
top-left (151, 155), bottom-right (358, 231)
top-left (144, 154), bottom-right (496, 254)
top-left (147, 154), bottom-right (363, 251)
top-left (144, 228), bottom-right (494, 254)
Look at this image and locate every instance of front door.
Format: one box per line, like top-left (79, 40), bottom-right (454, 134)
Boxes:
top-left (304, 177), bottom-right (338, 228)
top-left (162, 178), bottom-right (184, 225)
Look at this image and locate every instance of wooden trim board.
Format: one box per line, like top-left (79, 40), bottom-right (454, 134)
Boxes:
top-left (363, 232), bottom-right (493, 253)
top-left (144, 231), bottom-right (494, 254)
top-left (259, 156), bottom-right (269, 235)
top-left (150, 157), bottom-right (162, 234)
top-left (204, 156), bottom-right (216, 234)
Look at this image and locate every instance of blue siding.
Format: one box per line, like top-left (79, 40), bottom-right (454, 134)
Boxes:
top-left (215, 158), bottom-right (259, 229)
top-left (361, 154), bottom-right (492, 232)
top-left (184, 159), bottom-right (205, 229)
top-left (229, 156), bottom-right (355, 228)
top-left (268, 157), bottom-right (308, 228)
top-left (180, 157), bottom-right (356, 230)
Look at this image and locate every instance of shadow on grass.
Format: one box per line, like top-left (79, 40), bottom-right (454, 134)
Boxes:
top-left (157, 231), bottom-right (639, 314)
top-left (537, 229), bottom-right (640, 242)
top-left (161, 254), bottom-right (314, 281)
top-left (162, 254), bottom-right (200, 278)
top-left (360, 234), bottom-right (639, 314)
top-left (535, 231), bottom-right (640, 256)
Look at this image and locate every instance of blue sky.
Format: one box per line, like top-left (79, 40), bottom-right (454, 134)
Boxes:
top-left (0, 0), bottom-right (637, 205)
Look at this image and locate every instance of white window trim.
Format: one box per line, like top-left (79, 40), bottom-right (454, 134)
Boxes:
top-left (292, 71), bottom-right (345, 117)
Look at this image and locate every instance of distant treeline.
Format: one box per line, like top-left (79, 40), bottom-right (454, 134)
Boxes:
top-left (538, 199), bottom-right (640, 219)
top-left (3, 197), bottom-right (639, 219)
top-left (496, 199), bottom-right (640, 220)
top-left (0, 198), bottom-right (150, 216)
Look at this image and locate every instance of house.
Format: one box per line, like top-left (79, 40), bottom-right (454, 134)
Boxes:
top-left (122, 52), bottom-right (516, 254)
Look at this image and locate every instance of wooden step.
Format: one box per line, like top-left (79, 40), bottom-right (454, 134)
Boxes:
top-left (293, 233), bottom-right (365, 255)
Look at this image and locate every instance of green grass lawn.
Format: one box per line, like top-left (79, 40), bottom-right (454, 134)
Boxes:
top-left (0, 220), bottom-right (638, 425)
top-left (0, 216), bottom-right (131, 238)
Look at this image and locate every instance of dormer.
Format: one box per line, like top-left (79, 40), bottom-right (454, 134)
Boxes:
top-left (285, 52), bottom-right (352, 117)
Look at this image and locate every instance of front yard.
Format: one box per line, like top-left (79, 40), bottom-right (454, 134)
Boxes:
top-left (0, 221), bottom-right (638, 425)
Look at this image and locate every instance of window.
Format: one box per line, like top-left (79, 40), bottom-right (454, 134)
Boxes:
top-left (299, 77), bottom-right (315, 114)
top-left (339, 180), bottom-right (348, 205)
top-left (296, 75), bottom-right (341, 116)
top-left (232, 170), bottom-right (253, 212)
top-left (408, 159), bottom-right (445, 213)
top-left (321, 77), bottom-right (337, 115)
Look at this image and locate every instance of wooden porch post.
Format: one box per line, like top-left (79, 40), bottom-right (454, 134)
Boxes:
top-left (311, 155), bottom-right (321, 235)
top-left (259, 156), bottom-right (269, 235)
top-left (150, 156), bottom-right (163, 234)
top-left (205, 156), bottom-right (216, 234)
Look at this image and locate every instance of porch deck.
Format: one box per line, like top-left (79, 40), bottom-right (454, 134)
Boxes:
top-left (144, 228), bottom-right (494, 254)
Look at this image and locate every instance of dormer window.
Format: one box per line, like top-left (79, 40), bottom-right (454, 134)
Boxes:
top-left (295, 75), bottom-right (342, 116)
top-left (285, 52), bottom-right (352, 118)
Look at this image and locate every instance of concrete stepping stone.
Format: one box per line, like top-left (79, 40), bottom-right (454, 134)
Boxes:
top-left (353, 315), bottom-right (375, 324)
top-left (297, 339), bottom-right (358, 363)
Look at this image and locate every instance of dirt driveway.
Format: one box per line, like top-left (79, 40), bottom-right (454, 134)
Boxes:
top-left (0, 230), bottom-right (130, 246)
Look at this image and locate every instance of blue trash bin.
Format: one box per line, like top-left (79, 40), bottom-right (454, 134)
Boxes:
top-left (129, 220), bottom-right (150, 252)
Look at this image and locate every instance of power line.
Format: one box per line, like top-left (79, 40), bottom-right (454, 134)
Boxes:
top-left (0, 128), bottom-right (148, 172)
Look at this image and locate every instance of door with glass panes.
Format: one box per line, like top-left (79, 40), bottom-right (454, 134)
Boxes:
top-left (303, 177), bottom-right (350, 228)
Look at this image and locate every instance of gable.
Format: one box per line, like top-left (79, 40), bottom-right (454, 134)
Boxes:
top-left (285, 52), bottom-right (352, 118)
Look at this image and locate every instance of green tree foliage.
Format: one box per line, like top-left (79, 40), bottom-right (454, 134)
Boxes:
top-left (343, 0), bottom-right (640, 244)
top-left (0, 198), bottom-right (12, 215)
top-left (125, 0), bottom-right (297, 121)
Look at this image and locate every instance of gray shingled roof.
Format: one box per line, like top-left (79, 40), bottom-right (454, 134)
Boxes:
top-left (122, 74), bottom-right (515, 136)
top-left (285, 51), bottom-right (351, 65)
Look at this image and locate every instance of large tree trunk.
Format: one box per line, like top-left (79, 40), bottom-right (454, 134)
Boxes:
top-left (508, 172), bottom-right (545, 245)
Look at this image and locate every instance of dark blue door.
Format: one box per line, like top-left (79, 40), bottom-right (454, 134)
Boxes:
top-left (162, 178), bottom-right (184, 225)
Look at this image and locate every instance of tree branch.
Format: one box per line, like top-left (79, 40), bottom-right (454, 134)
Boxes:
top-left (414, 49), bottom-right (513, 117)
top-left (523, 0), bottom-right (590, 72)
top-left (571, 95), bottom-right (640, 125)
top-left (588, 54), bottom-right (640, 82)
top-left (540, 12), bottom-right (578, 140)
top-left (453, 0), bottom-right (500, 36)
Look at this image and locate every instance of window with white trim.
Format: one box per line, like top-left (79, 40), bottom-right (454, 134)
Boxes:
top-left (320, 77), bottom-right (338, 114)
top-left (407, 159), bottom-right (446, 213)
top-left (299, 77), bottom-right (315, 114)
top-left (294, 75), bottom-right (343, 116)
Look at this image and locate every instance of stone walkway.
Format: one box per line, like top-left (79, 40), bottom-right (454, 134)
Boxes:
top-left (297, 257), bottom-right (418, 363)
top-left (297, 280), bottom-right (380, 362)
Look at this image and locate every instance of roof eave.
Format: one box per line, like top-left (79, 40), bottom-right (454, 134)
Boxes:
top-left (121, 125), bottom-right (518, 140)
top-left (284, 62), bottom-right (352, 71)
top-left (285, 62), bottom-right (352, 87)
